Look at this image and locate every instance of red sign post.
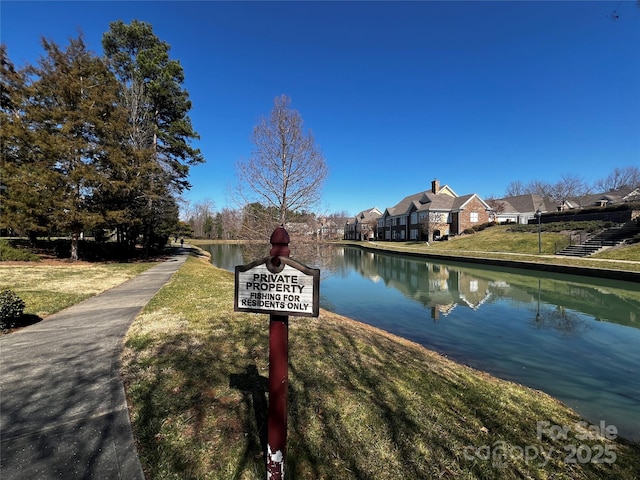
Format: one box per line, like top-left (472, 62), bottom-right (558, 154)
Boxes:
top-left (234, 226), bottom-right (320, 480)
top-left (267, 226), bottom-right (290, 480)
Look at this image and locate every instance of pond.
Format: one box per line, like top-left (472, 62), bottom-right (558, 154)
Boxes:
top-left (202, 242), bottom-right (640, 442)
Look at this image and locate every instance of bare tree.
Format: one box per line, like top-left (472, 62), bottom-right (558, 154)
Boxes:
top-left (186, 199), bottom-right (215, 238)
top-left (548, 174), bottom-right (591, 202)
top-left (528, 179), bottom-right (554, 198)
top-left (485, 197), bottom-right (506, 222)
top-left (219, 207), bottom-right (242, 240)
top-left (419, 212), bottom-right (445, 241)
top-left (505, 175), bottom-right (589, 202)
top-left (505, 179), bottom-right (552, 197)
top-left (235, 95), bottom-right (328, 230)
top-left (595, 166), bottom-right (640, 192)
top-left (505, 180), bottom-right (526, 197)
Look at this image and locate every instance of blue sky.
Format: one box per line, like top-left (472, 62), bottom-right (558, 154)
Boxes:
top-left (2, 1), bottom-right (639, 216)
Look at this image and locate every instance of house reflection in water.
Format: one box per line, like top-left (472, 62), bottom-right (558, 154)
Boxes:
top-left (333, 246), bottom-right (639, 329)
top-left (339, 247), bottom-right (498, 321)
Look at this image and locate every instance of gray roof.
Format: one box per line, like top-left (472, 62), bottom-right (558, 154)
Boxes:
top-left (493, 194), bottom-right (553, 214)
top-left (353, 207), bottom-right (382, 224)
top-left (385, 190), bottom-right (486, 216)
top-left (495, 188), bottom-right (635, 215)
top-left (565, 189), bottom-right (632, 209)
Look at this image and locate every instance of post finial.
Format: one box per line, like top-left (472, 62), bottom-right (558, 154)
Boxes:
top-left (270, 225), bottom-right (290, 259)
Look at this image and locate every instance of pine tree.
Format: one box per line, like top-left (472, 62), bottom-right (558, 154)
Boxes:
top-left (102, 20), bottom-right (204, 254)
top-left (24, 36), bottom-right (123, 260)
top-left (0, 45), bottom-right (54, 241)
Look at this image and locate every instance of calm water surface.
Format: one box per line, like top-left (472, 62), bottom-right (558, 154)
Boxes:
top-left (203, 243), bottom-right (640, 442)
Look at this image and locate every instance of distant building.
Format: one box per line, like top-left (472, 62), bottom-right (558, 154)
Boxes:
top-left (344, 207), bottom-right (382, 241)
top-left (317, 218), bottom-right (344, 240)
top-left (488, 194), bottom-right (554, 224)
top-left (563, 188), bottom-right (639, 210)
top-left (491, 187), bottom-right (640, 224)
top-left (377, 179), bottom-right (491, 242)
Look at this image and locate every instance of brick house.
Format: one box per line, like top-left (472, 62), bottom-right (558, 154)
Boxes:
top-left (377, 179), bottom-right (491, 242)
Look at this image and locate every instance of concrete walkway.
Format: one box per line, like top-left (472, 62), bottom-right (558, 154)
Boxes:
top-left (0, 249), bottom-right (189, 479)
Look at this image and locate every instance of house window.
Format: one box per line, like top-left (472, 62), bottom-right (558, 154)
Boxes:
top-left (410, 229), bottom-right (418, 239)
top-left (470, 212), bottom-right (479, 223)
top-left (400, 217), bottom-right (406, 225)
top-left (410, 212), bottom-right (417, 224)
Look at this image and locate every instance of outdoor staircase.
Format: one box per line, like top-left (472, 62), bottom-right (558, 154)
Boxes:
top-left (555, 219), bottom-right (640, 257)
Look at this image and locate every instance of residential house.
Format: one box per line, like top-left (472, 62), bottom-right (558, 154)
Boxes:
top-left (489, 194), bottom-right (555, 224)
top-left (563, 188), bottom-right (639, 210)
top-left (317, 218), bottom-right (344, 240)
top-left (624, 188), bottom-right (640, 203)
top-left (491, 188), bottom-right (640, 224)
top-left (377, 179), bottom-right (491, 242)
top-left (344, 207), bottom-right (382, 241)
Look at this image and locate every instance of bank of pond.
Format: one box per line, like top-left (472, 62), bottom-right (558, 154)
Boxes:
top-left (201, 242), bottom-right (640, 444)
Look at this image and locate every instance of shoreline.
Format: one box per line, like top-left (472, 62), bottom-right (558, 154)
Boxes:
top-left (190, 244), bottom-right (640, 443)
top-left (338, 241), bottom-right (640, 283)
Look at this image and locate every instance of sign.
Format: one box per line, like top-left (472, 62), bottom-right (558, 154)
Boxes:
top-left (234, 256), bottom-right (320, 317)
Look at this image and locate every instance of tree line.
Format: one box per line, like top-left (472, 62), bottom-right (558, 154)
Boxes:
top-left (503, 167), bottom-right (640, 201)
top-left (182, 200), bottom-right (349, 242)
top-left (1, 21), bottom-right (203, 260)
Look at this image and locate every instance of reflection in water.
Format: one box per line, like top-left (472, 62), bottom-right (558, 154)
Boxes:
top-left (203, 243), bottom-right (246, 272)
top-left (332, 246), bottom-right (639, 330)
top-left (203, 243), bottom-right (640, 442)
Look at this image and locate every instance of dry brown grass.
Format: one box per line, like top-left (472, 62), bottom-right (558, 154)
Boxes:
top-left (0, 261), bottom-right (156, 317)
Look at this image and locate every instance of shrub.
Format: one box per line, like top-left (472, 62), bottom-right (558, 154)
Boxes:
top-left (0, 289), bottom-right (26, 329)
top-left (472, 222), bottom-right (495, 232)
top-left (0, 239), bottom-right (40, 261)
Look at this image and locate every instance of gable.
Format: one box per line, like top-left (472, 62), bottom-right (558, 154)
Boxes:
top-left (437, 185), bottom-right (458, 197)
top-left (455, 194), bottom-right (491, 211)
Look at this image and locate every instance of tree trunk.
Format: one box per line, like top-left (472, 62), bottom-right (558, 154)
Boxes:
top-left (70, 230), bottom-right (79, 261)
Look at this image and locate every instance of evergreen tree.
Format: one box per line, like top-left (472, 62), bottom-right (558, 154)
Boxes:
top-left (102, 20), bottom-right (203, 254)
top-left (23, 36), bottom-right (122, 259)
top-left (0, 45), bottom-right (51, 240)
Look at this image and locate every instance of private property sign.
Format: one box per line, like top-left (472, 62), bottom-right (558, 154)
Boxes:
top-left (234, 256), bottom-right (320, 317)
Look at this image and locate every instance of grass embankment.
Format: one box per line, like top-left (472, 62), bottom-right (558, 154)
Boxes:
top-left (0, 261), bottom-right (156, 318)
top-left (343, 225), bottom-right (640, 273)
top-left (122, 251), bottom-right (640, 480)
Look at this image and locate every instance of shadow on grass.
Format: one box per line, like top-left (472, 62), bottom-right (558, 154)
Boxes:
top-left (229, 365), bottom-right (269, 477)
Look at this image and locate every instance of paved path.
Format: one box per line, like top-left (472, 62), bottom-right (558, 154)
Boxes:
top-left (0, 249), bottom-right (189, 479)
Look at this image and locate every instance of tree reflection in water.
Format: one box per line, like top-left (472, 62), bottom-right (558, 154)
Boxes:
top-left (532, 279), bottom-right (590, 337)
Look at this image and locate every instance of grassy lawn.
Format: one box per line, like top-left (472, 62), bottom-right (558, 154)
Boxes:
top-left (122, 252), bottom-right (640, 480)
top-left (0, 261), bottom-right (157, 318)
top-left (593, 242), bottom-right (640, 261)
top-left (428, 226), bottom-right (569, 254)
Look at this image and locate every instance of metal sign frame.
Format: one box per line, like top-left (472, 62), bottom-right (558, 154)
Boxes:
top-left (234, 256), bottom-right (320, 318)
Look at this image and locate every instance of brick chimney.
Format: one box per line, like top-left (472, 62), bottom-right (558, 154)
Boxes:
top-left (431, 178), bottom-right (440, 194)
